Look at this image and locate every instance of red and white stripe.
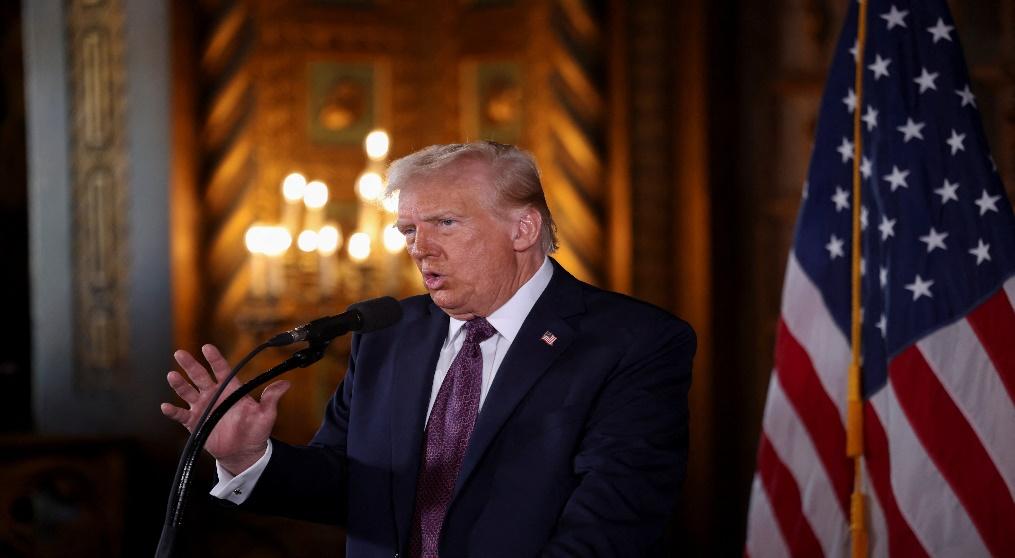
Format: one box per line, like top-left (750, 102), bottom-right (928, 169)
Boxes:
top-left (746, 254), bottom-right (1015, 557)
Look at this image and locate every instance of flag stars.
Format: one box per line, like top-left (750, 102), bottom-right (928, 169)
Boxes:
top-left (879, 215), bottom-right (897, 240)
top-left (843, 88), bottom-right (857, 113)
top-left (969, 239), bottom-right (991, 265)
top-left (868, 54), bottom-right (892, 80)
top-left (862, 105), bottom-right (879, 131)
top-left (860, 156), bottom-right (872, 180)
top-left (897, 118), bottom-right (925, 142)
top-left (883, 165), bottom-right (910, 191)
top-left (905, 274), bottom-right (935, 301)
top-left (837, 137), bottom-right (855, 163)
top-left (832, 186), bottom-right (850, 212)
top-left (927, 18), bottom-right (954, 43)
top-left (881, 5), bottom-right (908, 29)
top-left (946, 129), bottom-right (966, 155)
top-left (879, 266), bottom-right (888, 288)
top-left (955, 85), bottom-right (976, 108)
top-left (919, 227), bottom-right (949, 253)
top-left (974, 189), bottom-right (1001, 216)
top-left (850, 40), bottom-right (859, 61)
top-left (875, 314), bottom-right (887, 338)
top-left (861, 206), bottom-right (869, 230)
top-left (934, 179), bottom-right (959, 204)
top-left (913, 68), bottom-right (939, 93)
top-left (826, 235), bottom-right (845, 260)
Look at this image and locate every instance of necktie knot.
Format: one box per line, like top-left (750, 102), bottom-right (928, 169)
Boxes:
top-left (464, 317), bottom-right (496, 345)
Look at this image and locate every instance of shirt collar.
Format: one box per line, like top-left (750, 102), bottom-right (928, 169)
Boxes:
top-left (446, 257), bottom-right (554, 344)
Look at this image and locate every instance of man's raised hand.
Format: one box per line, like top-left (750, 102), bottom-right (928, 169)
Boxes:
top-left (160, 344), bottom-right (290, 475)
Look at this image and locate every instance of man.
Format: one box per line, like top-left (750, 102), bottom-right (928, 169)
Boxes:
top-left (162, 141), bottom-right (695, 557)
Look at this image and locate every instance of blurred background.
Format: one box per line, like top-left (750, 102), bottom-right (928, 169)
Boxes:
top-left (1, 0), bottom-right (1012, 556)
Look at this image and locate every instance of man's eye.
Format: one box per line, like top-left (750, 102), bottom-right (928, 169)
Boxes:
top-left (399, 227), bottom-right (415, 236)
top-left (438, 219), bottom-right (455, 227)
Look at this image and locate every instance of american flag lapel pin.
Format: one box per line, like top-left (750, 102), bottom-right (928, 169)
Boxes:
top-left (540, 331), bottom-right (557, 346)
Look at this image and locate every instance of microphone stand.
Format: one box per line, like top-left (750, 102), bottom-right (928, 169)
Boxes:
top-left (155, 341), bottom-right (331, 558)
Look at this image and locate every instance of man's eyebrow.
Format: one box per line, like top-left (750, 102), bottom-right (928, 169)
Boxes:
top-left (395, 213), bottom-right (452, 227)
top-left (405, 211), bottom-right (465, 223)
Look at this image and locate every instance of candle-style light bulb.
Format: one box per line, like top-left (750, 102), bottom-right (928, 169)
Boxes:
top-left (364, 130), bottom-right (390, 161)
top-left (348, 232), bottom-right (371, 262)
top-left (297, 229), bottom-right (319, 253)
top-left (304, 180), bottom-right (329, 209)
top-left (356, 172), bottom-right (384, 202)
top-left (383, 225), bottom-right (406, 253)
top-left (317, 224), bottom-right (342, 256)
top-left (282, 173), bottom-right (307, 201)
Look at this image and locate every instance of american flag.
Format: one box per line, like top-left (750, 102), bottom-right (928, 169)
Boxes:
top-left (746, 1), bottom-right (1015, 556)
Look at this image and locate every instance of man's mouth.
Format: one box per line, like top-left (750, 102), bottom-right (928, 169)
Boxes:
top-left (423, 271), bottom-right (445, 290)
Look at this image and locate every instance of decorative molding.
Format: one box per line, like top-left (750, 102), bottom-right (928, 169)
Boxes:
top-left (199, 0), bottom-right (258, 346)
top-left (627, 1), bottom-right (672, 305)
top-left (531, 0), bottom-right (607, 285)
top-left (67, 0), bottom-right (129, 389)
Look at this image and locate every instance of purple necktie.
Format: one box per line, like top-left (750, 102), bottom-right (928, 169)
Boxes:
top-left (409, 317), bottom-right (497, 558)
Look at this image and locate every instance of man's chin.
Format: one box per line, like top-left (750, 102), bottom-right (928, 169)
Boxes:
top-left (428, 293), bottom-right (475, 320)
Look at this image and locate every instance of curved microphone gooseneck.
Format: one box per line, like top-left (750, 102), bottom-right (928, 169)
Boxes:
top-left (154, 296), bottom-right (402, 558)
top-left (154, 343), bottom-right (332, 558)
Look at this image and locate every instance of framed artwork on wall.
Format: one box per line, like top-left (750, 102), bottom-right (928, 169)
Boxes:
top-left (460, 60), bottom-right (523, 144)
top-left (307, 61), bottom-right (378, 146)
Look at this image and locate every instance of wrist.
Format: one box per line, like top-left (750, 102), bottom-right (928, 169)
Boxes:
top-left (218, 443), bottom-right (268, 476)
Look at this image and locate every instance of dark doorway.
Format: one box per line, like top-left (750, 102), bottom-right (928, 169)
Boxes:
top-left (0, 0), bottom-right (32, 432)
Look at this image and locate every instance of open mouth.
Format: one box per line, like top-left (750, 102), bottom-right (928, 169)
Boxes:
top-left (423, 271), bottom-right (445, 290)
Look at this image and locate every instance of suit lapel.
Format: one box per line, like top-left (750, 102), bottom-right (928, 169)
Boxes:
top-left (452, 261), bottom-right (585, 499)
top-left (389, 302), bottom-right (447, 549)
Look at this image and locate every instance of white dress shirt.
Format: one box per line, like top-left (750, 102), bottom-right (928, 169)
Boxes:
top-left (212, 257), bottom-right (554, 504)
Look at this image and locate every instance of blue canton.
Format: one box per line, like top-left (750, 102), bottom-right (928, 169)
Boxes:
top-left (793, 0), bottom-right (1015, 396)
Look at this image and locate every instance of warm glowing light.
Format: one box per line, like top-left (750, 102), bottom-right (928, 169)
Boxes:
top-left (282, 173), bottom-right (307, 201)
top-left (383, 225), bottom-right (406, 253)
top-left (304, 180), bottom-right (329, 209)
top-left (356, 172), bottom-right (384, 202)
top-left (297, 230), bottom-right (319, 252)
top-left (381, 191), bottom-right (399, 214)
top-left (261, 226), bottom-right (292, 257)
top-left (348, 232), bottom-right (371, 262)
top-left (364, 130), bottom-right (390, 161)
top-left (245, 224), bottom-right (268, 254)
top-left (317, 224), bottom-right (342, 256)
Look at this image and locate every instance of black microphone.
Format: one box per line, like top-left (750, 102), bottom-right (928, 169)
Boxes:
top-left (268, 296), bottom-right (403, 346)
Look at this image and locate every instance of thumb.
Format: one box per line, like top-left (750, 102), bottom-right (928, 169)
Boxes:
top-left (259, 380), bottom-right (291, 411)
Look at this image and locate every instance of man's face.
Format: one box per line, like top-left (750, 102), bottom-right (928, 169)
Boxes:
top-left (395, 164), bottom-right (521, 320)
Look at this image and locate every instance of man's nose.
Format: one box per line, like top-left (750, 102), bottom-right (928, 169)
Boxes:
top-left (409, 227), bottom-right (437, 258)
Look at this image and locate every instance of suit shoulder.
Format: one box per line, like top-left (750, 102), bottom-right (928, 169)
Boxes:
top-left (578, 283), bottom-right (695, 340)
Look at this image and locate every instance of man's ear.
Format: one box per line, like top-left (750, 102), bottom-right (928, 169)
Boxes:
top-left (511, 206), bottom-right (542, 252)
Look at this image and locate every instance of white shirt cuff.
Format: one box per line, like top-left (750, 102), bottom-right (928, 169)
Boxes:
top-left (209, 440), bottom-right (273, 505)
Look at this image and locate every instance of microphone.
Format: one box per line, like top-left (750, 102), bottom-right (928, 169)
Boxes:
top-left (268, 296), bottom-right (403, 347)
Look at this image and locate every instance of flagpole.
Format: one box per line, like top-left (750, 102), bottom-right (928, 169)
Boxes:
top-left (848, 1), bottom-right (869, 557)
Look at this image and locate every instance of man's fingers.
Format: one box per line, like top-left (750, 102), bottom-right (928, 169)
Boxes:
top-left (201, 344), bottom-right (234, 384)
top-left (259, 380), bottom-right (291, 412)
top-left (166, 371), bottom-right (200, 404)
top-left (160, 402), bottom-right (192, 429)
top-left (175, 349), bottom-right (216, 390)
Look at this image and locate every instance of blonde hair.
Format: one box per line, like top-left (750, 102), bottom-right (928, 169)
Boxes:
top-left (386, 141), bottom-right (558, 253)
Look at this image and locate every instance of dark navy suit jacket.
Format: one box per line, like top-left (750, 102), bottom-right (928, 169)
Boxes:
top-left (241, 260), bottom-right (695, 557)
